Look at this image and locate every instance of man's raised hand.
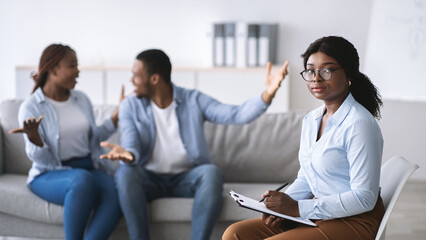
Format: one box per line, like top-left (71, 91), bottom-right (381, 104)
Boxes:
top-left (262, 61), bottom-right (289, 104)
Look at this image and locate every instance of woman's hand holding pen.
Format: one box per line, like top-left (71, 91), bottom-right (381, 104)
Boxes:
top-left (261, 191), bottom-right (300, 217)
top-left (262, 60), bottom-right (289, 104)
top-left (9, 116), bottom-right (44, 147)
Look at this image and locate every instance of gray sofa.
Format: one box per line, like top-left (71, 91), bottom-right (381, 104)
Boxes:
top-left (0, 99), bottom-right (306, 240)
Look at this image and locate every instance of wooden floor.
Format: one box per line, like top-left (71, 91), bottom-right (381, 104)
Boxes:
top-left (1, 181), bottom-right (425, 240)
top-left (385, 180), bottom-right (426, 240)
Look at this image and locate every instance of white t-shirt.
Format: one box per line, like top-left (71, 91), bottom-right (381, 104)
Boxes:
top-left (46, 97), bottom-right (90, 161)
top-left (145, 100), bottom-right (192, 174)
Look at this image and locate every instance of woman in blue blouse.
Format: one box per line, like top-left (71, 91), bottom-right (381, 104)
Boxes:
top-left (223, 36), bottom-right (385, 240)
top-left (10, 44), bottom-right (122, 239)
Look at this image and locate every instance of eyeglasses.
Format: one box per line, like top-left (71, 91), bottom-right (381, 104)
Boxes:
top-left (300, 68), bottom-right (343, 82)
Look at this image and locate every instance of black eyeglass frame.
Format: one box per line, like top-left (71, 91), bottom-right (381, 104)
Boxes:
top-left (300, 68), bottom-right (344, 82)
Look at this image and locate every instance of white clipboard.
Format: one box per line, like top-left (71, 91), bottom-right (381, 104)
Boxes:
top-left (229, 190), bottom-right (317, 227)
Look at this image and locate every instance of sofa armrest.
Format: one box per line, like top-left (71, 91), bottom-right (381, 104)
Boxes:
top-left (0, 122), bottom-right (4, 174)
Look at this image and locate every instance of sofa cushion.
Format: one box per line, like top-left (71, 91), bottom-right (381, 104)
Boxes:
top-left (0, 173), bottom-right (279, 224)
top-left (205, 112), bottom-right (306, 183)
top-left (0, 100), bottom-right (32, 174)
top-left (0, 174), bottom-right (63, 224)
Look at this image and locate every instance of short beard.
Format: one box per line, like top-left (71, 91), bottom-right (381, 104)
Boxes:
top-left (136, 81), bottom-right (153, 99)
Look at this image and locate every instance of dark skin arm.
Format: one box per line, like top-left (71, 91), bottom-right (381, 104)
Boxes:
top-left (259, 191), bottom-right (300, 231)
top-left (261, 190), bottom-right (300, 217)
top-left (9, 116), bottom-right (44, 147)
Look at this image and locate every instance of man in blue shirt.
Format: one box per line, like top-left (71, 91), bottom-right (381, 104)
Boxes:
top-left (101, 49), bottom-right (288, 240)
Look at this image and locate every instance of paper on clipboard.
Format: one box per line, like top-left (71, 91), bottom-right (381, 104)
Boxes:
top-left (229, 190), bottom-right (317, 227)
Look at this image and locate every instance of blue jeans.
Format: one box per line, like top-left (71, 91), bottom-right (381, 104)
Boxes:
top-left (28, 156), bottom-right (122, 240)
top-left (115, 164), bottom-right (224, 240)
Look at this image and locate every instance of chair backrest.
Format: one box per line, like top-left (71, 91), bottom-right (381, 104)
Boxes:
top-left (375, 156), bottom-right (419, 240)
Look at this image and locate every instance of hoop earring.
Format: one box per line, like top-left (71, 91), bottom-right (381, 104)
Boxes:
top-left (348, 81), bottom-right (352, 87)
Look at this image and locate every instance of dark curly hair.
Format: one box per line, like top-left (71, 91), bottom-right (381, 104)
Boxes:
top-left (32, 44), bottom-right (75, 93)
top-left (136, 49), bottom-right (172, 84)
top-left (301, 36), bottom-right (382, 119)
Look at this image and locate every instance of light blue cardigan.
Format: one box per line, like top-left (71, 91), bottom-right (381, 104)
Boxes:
top-left (18, 88), bottom-right (117, 184)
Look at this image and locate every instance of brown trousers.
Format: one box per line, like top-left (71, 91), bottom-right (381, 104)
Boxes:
top-left (223, 196), bottom-right (385, 240)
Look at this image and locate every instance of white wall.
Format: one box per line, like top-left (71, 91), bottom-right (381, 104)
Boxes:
top-left (365, 0), bottom-right (426, 101)
top-left (365, 0), bottom-right (426, 180)
top-left (0, 0), bottom-right (373, 110)
top-left (379, 99), bottom-right (426, 180)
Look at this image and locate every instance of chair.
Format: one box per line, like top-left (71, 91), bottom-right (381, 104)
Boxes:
top-left (375, 156), bottom-right (419, 240)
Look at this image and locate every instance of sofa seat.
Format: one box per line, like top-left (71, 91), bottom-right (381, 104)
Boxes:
top-left (0, 174), bottom-right (63, 224)
top-left (0, 173), bottom-right (277, 225)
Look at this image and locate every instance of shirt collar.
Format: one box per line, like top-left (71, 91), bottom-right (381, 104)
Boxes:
top-left (141, 83), bottom-right (181, 108)
top-left (172, 83), bottom-right (183, 105)
top-left (34, 88), bottom-right (46, 103)
top-left (314, 107), bottom-right (326, 120)
top-left (34, 87), bottom-right (77, 103)
top-left (314, 93), bottom-right (356, 126)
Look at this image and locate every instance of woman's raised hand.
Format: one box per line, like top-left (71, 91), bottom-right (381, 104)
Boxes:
top-left (9, 116), bottom-right (44, 147)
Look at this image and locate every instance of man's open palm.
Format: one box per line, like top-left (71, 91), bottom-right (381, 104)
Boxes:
top-left (100, 142), bottom-right (134, 163)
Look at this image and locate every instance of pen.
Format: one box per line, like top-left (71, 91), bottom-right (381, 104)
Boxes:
top-left (259, 182), bottom-right (289, 203)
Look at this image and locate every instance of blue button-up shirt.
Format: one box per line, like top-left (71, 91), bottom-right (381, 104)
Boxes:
top-left (285, 93), bottom-right (383, 219)
top-left (18, 88), bottom-right (117, 184)
top-left (119, 84), bottom-right (269, 166)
